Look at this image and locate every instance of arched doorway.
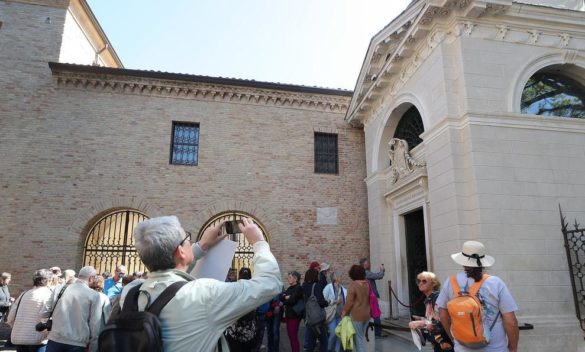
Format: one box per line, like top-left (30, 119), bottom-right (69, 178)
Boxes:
top-left (198, 211), bottom-right (269, 274)
top-left (83, 209), bottom-right (149, 275)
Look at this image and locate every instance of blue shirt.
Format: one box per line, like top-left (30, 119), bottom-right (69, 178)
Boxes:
top-left (104, 278), bottom-right (122, 299)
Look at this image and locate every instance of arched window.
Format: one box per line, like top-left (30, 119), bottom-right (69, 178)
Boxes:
top-left (83, 209), bottom-right (149, 275)
top-left (521, 71), bottom-right (585, 118)
top-left (393, 106), bottom-right (424, 150)
top-left (198, 211), bottom-right (269, 274)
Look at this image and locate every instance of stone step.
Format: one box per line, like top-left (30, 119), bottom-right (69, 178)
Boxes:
top-left (380, 316), bottom-right (435, 350)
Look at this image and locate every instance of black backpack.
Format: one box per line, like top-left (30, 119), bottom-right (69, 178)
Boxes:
top-left (98, 281), bottom-right (187, 352)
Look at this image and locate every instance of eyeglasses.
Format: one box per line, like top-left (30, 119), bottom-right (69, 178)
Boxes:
top-left (416, 279), bottom-right (428, 285)
top-left (178, 231), bottom-right (192, 247)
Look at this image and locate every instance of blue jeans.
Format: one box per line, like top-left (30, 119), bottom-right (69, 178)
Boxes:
top-left (46, 341), bottom-right (86, 352)
top-left (304, 321), bottom-right (328, 352)
top-left (352, 320), bottom-right (369, 352)
top-left (256, 316), bottom-right (267, 352)
top-left (15, 345), bottom-right (46, 352)
top-left (327, 316), bottom-right (342, 352)
top-left (373, 316), bottom-right (382, 336)
top-left (266, 313), bottom-right (281, 352)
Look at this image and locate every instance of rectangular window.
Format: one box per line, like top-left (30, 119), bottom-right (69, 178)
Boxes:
top-left (170, 121), bottom-right (199, 166)
top-left (314, 132), bottom-right (338, 174)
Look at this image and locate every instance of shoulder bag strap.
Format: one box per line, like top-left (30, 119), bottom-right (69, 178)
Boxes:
top-left (147, 281), bottom-right (188, 316)
top-left (469, 274), bottom-right (489, 297)
top-left (48, 286), bottom-right (67, 320)
top-left (11, 290), bottom-right (30, 320)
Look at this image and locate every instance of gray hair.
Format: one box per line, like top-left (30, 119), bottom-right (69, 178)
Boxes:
top-left (134, 216), bottom-right (184, 272)
top-left (33, 269), bottom-right (52, 287)
top-left (78, 266), bottom-right (97, 279)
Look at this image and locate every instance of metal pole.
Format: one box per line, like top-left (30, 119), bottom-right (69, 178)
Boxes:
top-left (388, 280), bottom-right (392, 319)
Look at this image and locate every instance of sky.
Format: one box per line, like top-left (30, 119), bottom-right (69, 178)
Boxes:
top-left (87, 1), bottom-right (412, 90)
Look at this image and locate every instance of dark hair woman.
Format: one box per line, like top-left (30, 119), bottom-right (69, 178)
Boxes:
top-left (341, 264), bottom-right (371, 352)
top-left (302, 268), bottom-right (328, 352)
top-left (0, 272), bottom-right (13, 318)
top-left (281, 271), bottom-right (303, 352)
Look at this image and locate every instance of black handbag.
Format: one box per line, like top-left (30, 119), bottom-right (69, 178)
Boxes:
top-left (291, 299), bottom-right (305, 316)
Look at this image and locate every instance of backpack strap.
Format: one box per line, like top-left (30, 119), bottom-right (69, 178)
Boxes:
top-left (450, 275), bottom-right (462, 296)
top-left (122, 284), bottom-right (142, 313)
top-left (146, 281), bottom-right (188, 316)
top-left (469, 274), bottom-right (489, 297)
top-left (451, 274), bottom-right (489, 297)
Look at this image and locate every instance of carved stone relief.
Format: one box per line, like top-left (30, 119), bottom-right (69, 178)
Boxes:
top-left (388, 138), bottom-right (426, 184)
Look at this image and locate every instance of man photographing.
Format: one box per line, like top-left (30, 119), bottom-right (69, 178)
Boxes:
top-left (118, 216), bottom-right (282, 352)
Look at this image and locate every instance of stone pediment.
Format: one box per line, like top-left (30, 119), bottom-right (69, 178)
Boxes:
top-left (345, 0), bottom-right (585, 125)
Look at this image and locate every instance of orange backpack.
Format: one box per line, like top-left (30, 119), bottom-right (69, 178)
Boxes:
top-left (446, 274), bottom-right (498, 349)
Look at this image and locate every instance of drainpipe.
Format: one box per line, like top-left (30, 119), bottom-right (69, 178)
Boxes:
top-left (93, 44), bottom-right (109, 66)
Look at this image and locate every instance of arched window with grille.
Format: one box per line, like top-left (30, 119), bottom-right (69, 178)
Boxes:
top-left (83, 209), bottom-right (149, 275)
top-left (393, 106), bottom-right (424, 151)
top-left (521, 70), bottom-right (585, 118)
top-left (198, 211), bottom-right (269, 274)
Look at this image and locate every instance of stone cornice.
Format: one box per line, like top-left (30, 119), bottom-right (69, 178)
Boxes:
top-left (346, 0), bottom-right (584, 125)
top-left (49, 63), bottom-right (352, 113)
top-left (421, 112), bottom-right (585, 146)
top-left (3, 0), bottom-right (69, 9)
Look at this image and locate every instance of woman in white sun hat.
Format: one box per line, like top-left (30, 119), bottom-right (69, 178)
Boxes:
top-left (435, 241), bottom-right (520, 352)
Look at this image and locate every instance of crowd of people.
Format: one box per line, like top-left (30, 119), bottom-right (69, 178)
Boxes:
top-left (0, 215), bottom-right (519, 352)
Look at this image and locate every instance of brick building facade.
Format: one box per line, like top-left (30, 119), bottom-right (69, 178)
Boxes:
top-left (0, 0), bottom-right (368, 290)
top-left (2, 0), bottom-right (585, 350)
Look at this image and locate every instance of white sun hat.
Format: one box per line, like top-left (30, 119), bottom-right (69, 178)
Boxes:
top-left (451, 241), bottom-right (495, 268)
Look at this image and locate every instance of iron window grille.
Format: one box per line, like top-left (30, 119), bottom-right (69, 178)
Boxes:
top-left (170, 121), bottom-right (200, 166)
top-left (314, 132), bottom-right (339, 174)
top-left (393, 106), bottom-right (424, 151)
top-left (83, 209), bottom-right (148, 275)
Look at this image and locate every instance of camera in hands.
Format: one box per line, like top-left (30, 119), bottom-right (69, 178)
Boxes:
top-left (224, 220), bottom-right (243, 235)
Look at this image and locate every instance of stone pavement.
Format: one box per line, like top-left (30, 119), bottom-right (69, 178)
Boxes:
top-left (0, 321), bottom-right (427, 351)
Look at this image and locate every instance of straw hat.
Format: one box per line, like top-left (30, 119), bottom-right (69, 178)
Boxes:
top-left (451, 241), bottom-right (495, 268)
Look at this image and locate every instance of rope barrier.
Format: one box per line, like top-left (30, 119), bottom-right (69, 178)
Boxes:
top-left (387, 280), bottom-right (425, 308)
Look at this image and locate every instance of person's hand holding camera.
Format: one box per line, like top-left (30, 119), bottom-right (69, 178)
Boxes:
top-left (238, 217), bottom-right (263, 245)
top-left (198, 221), bottom-right (228, 252)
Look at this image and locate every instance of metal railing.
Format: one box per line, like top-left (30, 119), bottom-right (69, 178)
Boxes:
top-left (560, 206), bottom-right (585, 332)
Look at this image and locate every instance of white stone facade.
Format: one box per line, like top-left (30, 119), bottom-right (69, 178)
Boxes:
top-left (349, 0), bottom-right (585, 350)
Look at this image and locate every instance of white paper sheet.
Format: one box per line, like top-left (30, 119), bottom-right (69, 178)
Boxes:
top-left (190, 239), bottom-right (238, 281)
top-left (411, 329), bottom-right (423, 350)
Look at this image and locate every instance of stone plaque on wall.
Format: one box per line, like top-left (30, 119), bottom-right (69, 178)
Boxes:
top-left (317, 207), bottom-right (337, 225)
